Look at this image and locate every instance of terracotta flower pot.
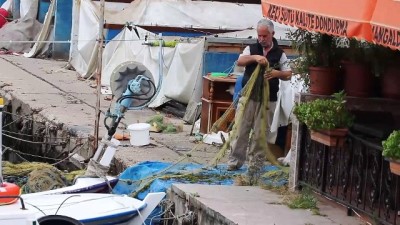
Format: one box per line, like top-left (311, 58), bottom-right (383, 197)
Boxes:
top-left (388, 159), bottom-right (400, 176)
top-left (310, 128), bottom-right (348, 147)
top-left (342, 61), bottom-right (374, 97)
top-left (382, 67), bottom-right (400, 100)
top-left (309, 67), bottom-right (339, 95)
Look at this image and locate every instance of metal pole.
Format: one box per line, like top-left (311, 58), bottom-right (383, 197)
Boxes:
top-left (0, 96), bottom-right (3, 184)
top-left (94, 0), bottom-right (105, 151)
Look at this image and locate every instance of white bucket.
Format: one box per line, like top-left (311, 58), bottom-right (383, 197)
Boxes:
top-left (127, 123), bottom-right (151, 146)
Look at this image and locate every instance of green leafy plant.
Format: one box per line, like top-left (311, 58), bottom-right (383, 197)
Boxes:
top-left (293, 91), bottom-right (354, 130)
top-left (382, 130), bottom-right (400, 160)
top-left (288, 29), bottom-right (339, 87)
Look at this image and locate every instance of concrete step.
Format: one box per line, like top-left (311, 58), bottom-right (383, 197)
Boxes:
top-left (168, 184), bottom-right (366, 225)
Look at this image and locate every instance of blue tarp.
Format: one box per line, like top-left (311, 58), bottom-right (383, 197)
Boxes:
top-left (113, 161), bottom-right (286, 198)
top-left (112, 161), bottom-right (287, 224)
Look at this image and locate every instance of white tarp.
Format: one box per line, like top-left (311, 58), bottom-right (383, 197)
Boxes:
top-left (69, 0), bottom-right (100, 78)
top-left (24, 0), bottom-right (55, 57)
top-left (69, 0), bottom-right (265, 79)
top-left (20, 0), bottom-right (34, 18)
top-left (162, 40), bottom-right (204, 104)
top-left (101, 27), bottom-right (164, 87)
top-left (102, 26), bottom-right (204, 107)
top-left (100, 0), bottom-right (262, 30)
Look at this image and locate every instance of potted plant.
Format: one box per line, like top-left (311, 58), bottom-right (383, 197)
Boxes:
top-left (289, 29), bottom-right (340, 95)
top-left (382, 130), bottom-right (400, 176)
top-left (293, 91), bottom-right (354, 147)
top-left (339, 39), bottom-right (374, 97)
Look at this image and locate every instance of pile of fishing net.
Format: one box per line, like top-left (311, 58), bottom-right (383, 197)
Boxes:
top-left (2, 161), bottom-right (85, 193)
top-left (212, 65), bottom-right (279, 166)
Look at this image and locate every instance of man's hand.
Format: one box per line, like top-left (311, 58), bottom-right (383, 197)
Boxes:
top-left (264, 69), bottom-right (292, 80)
top-left (264, 69), bottom-right (280, 80)
top-left (254, 55), bottom-right (268, 66)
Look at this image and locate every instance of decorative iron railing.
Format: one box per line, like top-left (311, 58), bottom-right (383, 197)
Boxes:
top-left (299, 126), bottom-right (400, 225)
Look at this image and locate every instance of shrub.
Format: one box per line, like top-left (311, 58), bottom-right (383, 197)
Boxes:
top-left (382, 130), bottom-right (400, 160)
top-left (293, 91), bottom-right (354, 130)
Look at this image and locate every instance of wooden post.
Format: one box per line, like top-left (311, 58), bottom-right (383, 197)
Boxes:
top-left (94, 0), bottom-right (105, 152)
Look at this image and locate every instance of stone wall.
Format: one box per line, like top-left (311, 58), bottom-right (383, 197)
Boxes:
top-left (1, 93), bottom-right (91, 169)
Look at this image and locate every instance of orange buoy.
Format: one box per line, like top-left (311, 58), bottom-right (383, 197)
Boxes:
top-left (0, 182), bottom-right (21, 205)
top-left (0, 8), bottom-right (8, 29)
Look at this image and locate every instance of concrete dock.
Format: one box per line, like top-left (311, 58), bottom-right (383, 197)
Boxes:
top-left (169, 184), bottom-right (365, 225)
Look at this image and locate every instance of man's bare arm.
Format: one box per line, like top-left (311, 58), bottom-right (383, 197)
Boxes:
top-left (237, 55), bottom-right (268, 66)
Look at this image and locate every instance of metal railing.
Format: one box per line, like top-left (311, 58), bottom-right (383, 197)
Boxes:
top-left (299, 127), bottom-right (400, 225)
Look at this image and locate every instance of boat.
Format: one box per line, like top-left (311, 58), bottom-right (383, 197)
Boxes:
top-left (0, 192), bottom-right (165, 225)
top-left (24, 175), bottom-right (119, 196)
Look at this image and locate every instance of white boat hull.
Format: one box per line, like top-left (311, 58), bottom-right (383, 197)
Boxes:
top-left (0, 192), bottom-right (166, 225)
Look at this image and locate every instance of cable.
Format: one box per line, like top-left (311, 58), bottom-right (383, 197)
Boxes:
top-left (0, 38), bottom-right (165, 44)
top-left (55, 195), bottom-right (81, 215)
top-left (2, 133), bottom-right (46, 144)
top-left (149, 200), bottom-right (175, 224)
top-left (116, 79), bottom-right (157, 104)
top-left (3, 129), bottom-right (89, 140)
top-left (223, 61), bottom-right (237, 74)
top-left (111, 79), bottom-right (157, 111)
top-left (1, 143), bottom-right (84, 165)
top-left (132, 202), bottom-right (147, 225)
top-left (51, 144), bottom-right (84, 166)
top-left (25, 202), bottom-right (47, 216)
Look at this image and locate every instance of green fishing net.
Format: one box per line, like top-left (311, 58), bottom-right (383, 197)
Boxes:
top-left (211, 65), bottom-right (279, 166)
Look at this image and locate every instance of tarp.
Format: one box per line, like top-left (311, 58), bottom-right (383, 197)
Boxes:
top-left (99, 0), bottom-right (263, 30)
top-left (370, 0), bottom-right (400, 50)
top-left (0, 0), bottom-right (42, 53)
top-left (261, 0), bottom-right (376, 41)
top-left (24, 0), bottom-right (55, 57)
top-left (69, 0), bottom-right (270, 107)
top-left (112, 161), bottom-right (287, 199)
top-left (101, 27), bottom-right (204, 107)
top-left (70, 0), bottom-right (267, 79)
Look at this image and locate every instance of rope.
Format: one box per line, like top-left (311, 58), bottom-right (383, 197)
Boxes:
top-left (2, 144), bottom-right (84, 166)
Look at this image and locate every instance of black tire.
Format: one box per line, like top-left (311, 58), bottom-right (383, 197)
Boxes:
top-left (38, 215), bottom-right (83, 225)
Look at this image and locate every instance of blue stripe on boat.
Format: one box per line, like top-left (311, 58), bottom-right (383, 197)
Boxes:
top-left (79, 203), bottom-right (147, 224)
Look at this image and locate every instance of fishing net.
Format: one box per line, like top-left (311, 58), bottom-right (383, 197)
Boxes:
top-left (211, 64), bottom-right (279, 166)
top-left (2, 161), bottom-right (53, 177)
top-left (24, 167), bottom-right (67, 193)
top-left (2, 161), bottom-right (85, 193)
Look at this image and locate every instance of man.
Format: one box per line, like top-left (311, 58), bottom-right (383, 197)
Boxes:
top-left (228, 18), bottom-right (292, 181)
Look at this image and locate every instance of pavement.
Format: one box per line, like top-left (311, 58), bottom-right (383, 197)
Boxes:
top-left (0, 55), bottom-right (367, 224)
top-left (170, 184), bottom-right (367, 225)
